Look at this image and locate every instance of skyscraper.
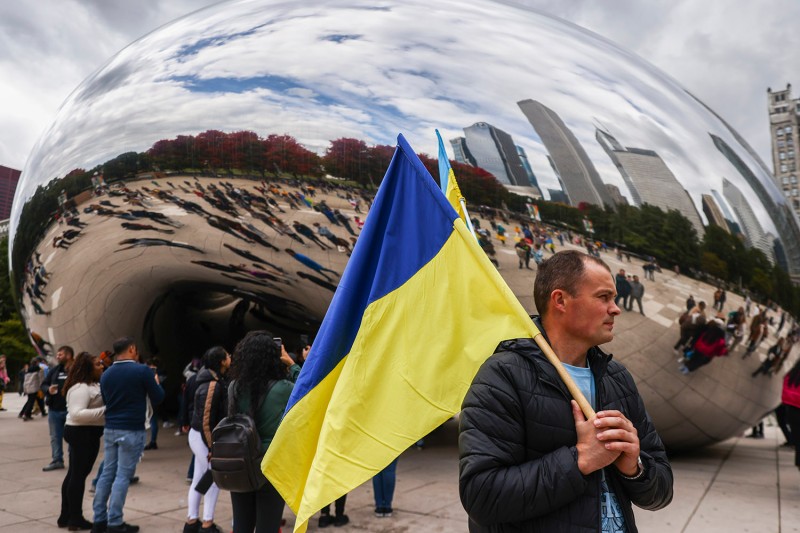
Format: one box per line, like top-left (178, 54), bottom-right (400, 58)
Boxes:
top-left (767, 84), bottom-right (800, 216)
top-left (595, 127), bottom-right (704, 236)
top-left (515, 145), bottom-right (541, 193)
top-left (449, 137), bottom-right (476, 166)
top-left (701, 194), bottom-right (730, 234)
top-left (0, 165), bottom-right (21, 220)
top-left (454, 122), bottom-right (530, 187)
top-left (517, 100), bottom-right (614, 209)
top-left (721, 178), bottom-right (774, 263)
top-left (711, 132), bottom-right (800, 279)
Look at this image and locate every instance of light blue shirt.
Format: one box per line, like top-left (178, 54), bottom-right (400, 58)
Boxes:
top-left (563, 360), bottom-right (627, 533)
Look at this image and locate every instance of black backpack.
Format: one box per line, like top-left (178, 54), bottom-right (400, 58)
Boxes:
top-left (210, 380), bottom-right (275, 492)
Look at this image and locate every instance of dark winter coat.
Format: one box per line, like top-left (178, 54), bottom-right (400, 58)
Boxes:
top-left (459, 335), bottom-right (673, 532)
top-left (188, 368), bottom-right (227, 447)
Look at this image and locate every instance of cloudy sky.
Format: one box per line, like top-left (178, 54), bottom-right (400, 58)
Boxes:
top-left (1, 0), bottom-right (798, 173)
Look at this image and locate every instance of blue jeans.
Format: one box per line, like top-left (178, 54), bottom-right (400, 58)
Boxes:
top-left (92, 429), bottom-right (145, 526)
top-left (372, 459), bottom-right (398, 509)
top-left (49, 409), bottom-right (68, 463)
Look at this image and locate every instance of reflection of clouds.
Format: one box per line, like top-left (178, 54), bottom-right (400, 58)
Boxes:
top-left (13, 0), bottom-right (796, 269)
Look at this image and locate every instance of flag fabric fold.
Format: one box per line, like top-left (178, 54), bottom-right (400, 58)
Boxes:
top-left (263, 133), bottom-right (539, 532)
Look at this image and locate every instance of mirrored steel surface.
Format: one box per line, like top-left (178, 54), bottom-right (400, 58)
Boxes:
top-left (12, 0), bottom-right (800, 449)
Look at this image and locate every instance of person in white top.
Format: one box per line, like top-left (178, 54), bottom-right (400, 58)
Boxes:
top-left (58, 353), bottom-right (105, 531)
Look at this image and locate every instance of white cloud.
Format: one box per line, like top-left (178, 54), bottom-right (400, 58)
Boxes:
top-left (1, 0), bottom-right (798, 178)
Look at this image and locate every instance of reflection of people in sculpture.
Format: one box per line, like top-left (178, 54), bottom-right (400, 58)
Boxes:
top-left (120, 222), bottom-right (175, 234)
top-left (284, 248), bottom-right (339, 280)
top-left (269, 217), bottom-right (305, 246)
top-left (207, 216), bottom-right (252, 243)
top-left (115, 238), bottom-right (204, 254)
top-left (31, 300), bottom-right (51, 316)
top-left (296, 271), bottom-right (337, 293)
top-left (26, 286), bottom-right (44, 303)
top-left (293, 222), bottom-right (329, 250)
top-left (222, 244), bottom-right (287, 274)
top-left (191, 260), bottom-right (241, 274)
top-left (65, 216), bottom-right (88, 229)
top-left (241, 223), bottom-right (280, 251)
top-left (678, 316), bottom-right (728, 374)
top-left (334, 209), bottom-right (356, 235)
top-left (313, 223), bottom-right (351, 253)
top-left (31, 332), bottom-right (54, 355)
top-left (128, 209), bottom-right (183, 228)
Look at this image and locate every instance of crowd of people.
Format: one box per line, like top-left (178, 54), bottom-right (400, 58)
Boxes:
top-left (6, 331), bottom-right (405, 533)
top-left (675, 291), bottom-right (798, 376)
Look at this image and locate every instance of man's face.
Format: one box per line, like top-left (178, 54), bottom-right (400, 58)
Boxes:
top-left (618, 269), bottom-right (625, 276)
top-left (563, 262), bottom-right (620, 347)
top-left (56, 350), bottom-right (66, 364)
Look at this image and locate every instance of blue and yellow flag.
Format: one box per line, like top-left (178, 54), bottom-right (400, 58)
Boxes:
top-left (436, 129), bottom-right (477, 238)
top-left (263, 134), bottom-right (539, 532)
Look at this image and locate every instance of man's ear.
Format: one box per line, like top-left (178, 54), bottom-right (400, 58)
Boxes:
top-left (550, 289), bottom-right (567, 314)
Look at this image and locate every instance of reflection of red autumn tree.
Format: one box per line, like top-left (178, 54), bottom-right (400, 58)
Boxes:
top-left (323, 138), bottom-right (369, 185)
top-left (264, 134), bottom-right (322, 178)
top-left (322, 139), bottom-right (397, 187)
top-left (146, 130), bottom-right (322, 177)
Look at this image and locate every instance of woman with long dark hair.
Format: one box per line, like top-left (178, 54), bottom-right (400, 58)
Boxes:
top-left (183, 346), bottom-right (231, 533)
top-left (229, 331), bottom-right (299, 533)
top-left (58, 352), bottom-right (105, 530)
top-left (782, 358), bottom-right (800, 471)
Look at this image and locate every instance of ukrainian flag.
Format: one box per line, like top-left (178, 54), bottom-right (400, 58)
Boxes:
top-left (263, 134), bottom-right (539, 532)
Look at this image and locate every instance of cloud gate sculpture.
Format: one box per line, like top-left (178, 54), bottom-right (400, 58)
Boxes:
top-left (12, 0), bottom-right (800, 450)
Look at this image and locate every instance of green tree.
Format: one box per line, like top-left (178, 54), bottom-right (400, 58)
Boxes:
top-left (700, 251), bottom-right (728, 280)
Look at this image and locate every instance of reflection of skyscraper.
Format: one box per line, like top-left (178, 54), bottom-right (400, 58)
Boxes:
top-left (453, 122), bottom-right (529, 186)
top-left (548, 189), bottom-right (570, 204)
top-left (701, 194), bottom-right (730, 234)
top-left (450, 137), bottom-right (476, 166)
top-left (518, 100), bottom-right (614, 208)
top-left (595, 127), bottom-right (704, 235)
top-left (604, 184), bottom-right (628, 206)
top-left (515, 145), bottom-right (541, 193)
top-left (711, 132), bottom-right (800, 276)
top-left (722, 178), bottom-right (774, 263)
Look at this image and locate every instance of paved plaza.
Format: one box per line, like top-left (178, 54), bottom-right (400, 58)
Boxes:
top-left (0, 392), bottom-right (797, 532)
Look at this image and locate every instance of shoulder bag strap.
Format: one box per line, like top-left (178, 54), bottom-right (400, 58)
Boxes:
top-left (202, 380), bottom-right (217, 447)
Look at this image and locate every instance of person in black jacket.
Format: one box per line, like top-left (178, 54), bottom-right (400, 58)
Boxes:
top-left (459, 250), bottom-right (672, 532)
top-left (42, 346), bottom-right (74, 472)
top-left (183, 346), bottom-right (230, 533)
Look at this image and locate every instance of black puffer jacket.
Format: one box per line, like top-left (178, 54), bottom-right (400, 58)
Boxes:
top-left (188, 368), bottom-right (227, 447)
top-left (459, 336), bottom-right (673, 532)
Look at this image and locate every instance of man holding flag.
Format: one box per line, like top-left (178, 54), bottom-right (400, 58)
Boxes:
top-left (459, 250), bottom-right (673, 532)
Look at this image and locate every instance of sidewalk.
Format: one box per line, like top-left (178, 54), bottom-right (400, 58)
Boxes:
top-left (0, 391), bottom-right (797, 531)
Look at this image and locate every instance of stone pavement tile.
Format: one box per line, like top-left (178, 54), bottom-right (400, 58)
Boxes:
top-left (682, 479), bottom-right (777, 533)
top-left (0, 488), bottom-right (61, 520)
top-left (632, 474), bottom-right (709, 532)
top-left (0, 519), bottom-right (56, 532)
top-left (0, 509), bottom-right (29, 528)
